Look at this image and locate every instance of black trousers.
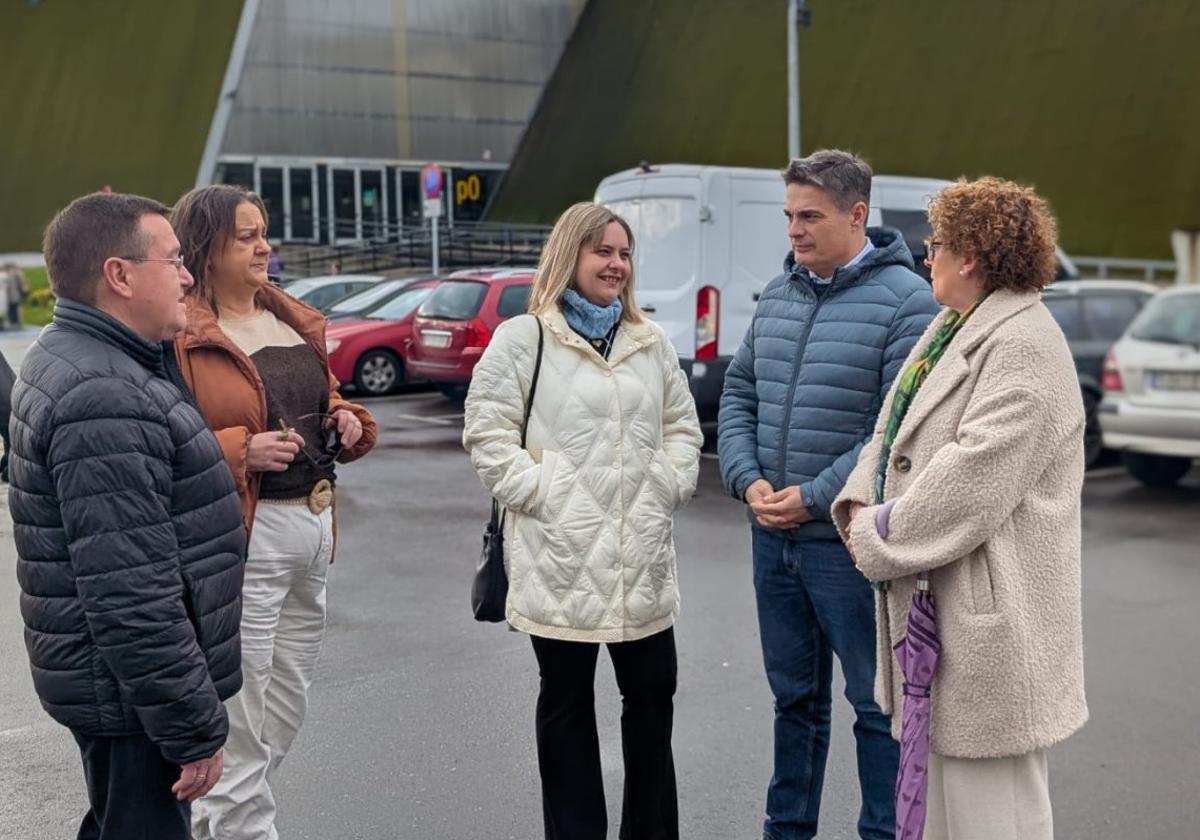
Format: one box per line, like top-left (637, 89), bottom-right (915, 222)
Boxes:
top-left (73, 731), bottom-right (190, 840)
top-left (531, 626), bottom-right (679, 840)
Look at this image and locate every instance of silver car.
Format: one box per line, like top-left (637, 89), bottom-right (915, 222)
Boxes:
top-left (1099, 286), bottom-right (1200, 487)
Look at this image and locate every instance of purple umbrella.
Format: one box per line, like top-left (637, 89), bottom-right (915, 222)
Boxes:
top-left (894, 578), bottom-right (940, 840)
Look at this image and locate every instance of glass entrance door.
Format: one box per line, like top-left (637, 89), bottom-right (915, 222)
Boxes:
top-left (330, 168), bottom-right (359, 243)
top-left (360, 169), bottom-right (385, 241)
top-left (287, 167), bottom-right (317, 242)
top-left (398, 169), bottom-right (422, 228)
top-left (257, 167), bottom-right (285, 242)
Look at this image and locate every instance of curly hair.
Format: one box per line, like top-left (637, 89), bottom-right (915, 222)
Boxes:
top-left (927, 177), bottom-right (1059, 292)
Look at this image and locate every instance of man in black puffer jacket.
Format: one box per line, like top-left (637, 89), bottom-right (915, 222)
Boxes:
top-left (10, 192), bottom-right (247, 840)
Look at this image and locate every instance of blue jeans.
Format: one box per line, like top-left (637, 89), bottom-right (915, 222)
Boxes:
top-left (751, 530), bottom-right (898, 840)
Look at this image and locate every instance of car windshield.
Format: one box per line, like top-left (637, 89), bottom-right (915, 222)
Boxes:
top-left (1130, 293), bottom-right (1200, 347)
top-left (284, 279), bottom-right (321, 296)
top-left (418, 281), bottom-right (487, 320)
top-left (368, 286), bottom-right (434, 320)
top-left (880, 209), bottom-right (931, 260)
top-left (329, 279), bottom-right (406, 313)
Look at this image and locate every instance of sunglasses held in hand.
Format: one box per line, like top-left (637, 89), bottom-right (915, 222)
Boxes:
top-left (276, 414), bottom-right (344, 468)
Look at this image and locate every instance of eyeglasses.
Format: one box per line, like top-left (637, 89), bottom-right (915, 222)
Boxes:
top-left (278, 413), bottom-right (344, 468)
top-left (924, 240), bottom-right (943, 262)
top-left (122, 255), bottom-right (187, 272)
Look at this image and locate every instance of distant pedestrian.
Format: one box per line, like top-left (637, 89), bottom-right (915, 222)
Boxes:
top-left (0, 268), bottom-right (9, 331)
top-left (833, 177), bottom-right (1088, 840)
top-left (463, 202), bottom-right (702, 840)
top-left (172, 184), bottom-right (378, 840)
top-left (718, 150), bottom-right (939, 840)
top-left (3, 261), bottom-right (28, 327)
top-left (10, 192), bottom-right (248, 840)
top-left (267, 251), bottom-right (284, 276)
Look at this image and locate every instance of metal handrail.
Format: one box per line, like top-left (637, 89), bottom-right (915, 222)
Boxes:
top-left (1071, 256), bottom-right (1177, 284)
top-left (275, 220), bottom-right (552, 278)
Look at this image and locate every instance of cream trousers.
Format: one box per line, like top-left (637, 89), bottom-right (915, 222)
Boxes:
top-left (923, 749), bottom-right (1053, 840)
top-left (192, 501), bottom-right (333, 840)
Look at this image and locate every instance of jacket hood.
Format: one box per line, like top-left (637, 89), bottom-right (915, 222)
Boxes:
top-left (782, 226), bottom-right (917, 284)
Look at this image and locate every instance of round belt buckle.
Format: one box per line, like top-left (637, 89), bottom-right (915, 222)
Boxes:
top-left (307, 479), bottom-right (333, 515)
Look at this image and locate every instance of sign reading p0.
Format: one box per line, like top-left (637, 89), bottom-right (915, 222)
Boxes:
top-left (455, 173), bottom-right (482, 205)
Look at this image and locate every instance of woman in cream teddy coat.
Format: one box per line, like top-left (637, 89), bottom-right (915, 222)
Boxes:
top-left (832, 178), bottom-right (1088, 840)
top-left (463, 202), bottom-right (701, 840)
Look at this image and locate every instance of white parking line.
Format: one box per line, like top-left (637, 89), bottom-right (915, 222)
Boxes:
top-left (366, 391), bottom-right (445, 404)
top-left (394, 412), bottom-right (464, 426)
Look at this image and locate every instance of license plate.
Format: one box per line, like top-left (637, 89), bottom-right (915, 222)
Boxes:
top-left (421, 331), bottom-right (451, 349)
top-left (1150, 370), bottom-right (1200, 391)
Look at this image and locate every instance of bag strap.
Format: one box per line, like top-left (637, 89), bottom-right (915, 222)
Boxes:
top-left (519, 315), bottom-right (544, 448)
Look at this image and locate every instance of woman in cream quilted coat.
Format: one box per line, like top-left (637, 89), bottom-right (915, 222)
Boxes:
top-left (463, 202), bottom-right (701, 840)
top-left (832, 178), bottom-right (1087, 840)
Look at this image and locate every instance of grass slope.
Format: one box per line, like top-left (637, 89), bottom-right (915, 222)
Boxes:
top-left (0, 0), bottom-right (244, 252)
top-left (490, 0), bottom-right (1200, 258)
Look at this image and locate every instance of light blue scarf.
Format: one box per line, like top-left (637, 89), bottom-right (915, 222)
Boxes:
top-left (562, 288), bottom-right (623, 340)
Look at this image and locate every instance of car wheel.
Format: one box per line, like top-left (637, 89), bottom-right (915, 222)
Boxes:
top-left (1082, 389), bottom-right (1104, 469)
top-left (354, 350), bottom-right (402, 396)
top-left (1122, 452), bottom-right (1192, 488)
top-left (436, 383), bottom-right (469, 403)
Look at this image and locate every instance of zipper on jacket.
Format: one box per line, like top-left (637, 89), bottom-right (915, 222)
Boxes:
top-left (777, 280), bottom-right (826, 484)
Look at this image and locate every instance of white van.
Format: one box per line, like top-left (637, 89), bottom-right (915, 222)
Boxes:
top-left (594, 164), bottom-right (1079, 419)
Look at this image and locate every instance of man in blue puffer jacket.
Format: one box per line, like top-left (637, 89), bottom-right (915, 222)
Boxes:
top-left (719, 150), bottom-right (939, 840)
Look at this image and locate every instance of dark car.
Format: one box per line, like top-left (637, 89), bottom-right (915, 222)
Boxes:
top-left (1042, 280), bottom-right (1158, 466)
top-left (406, 269), bottom-right (536, 400)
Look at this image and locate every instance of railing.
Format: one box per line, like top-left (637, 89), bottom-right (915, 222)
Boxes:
top-left (273, 232), bottom-right (1185, 286)
top-left (276, 221), bottom-right (552, 279)
top-left (1071, 256), bottom-right (1177, 284)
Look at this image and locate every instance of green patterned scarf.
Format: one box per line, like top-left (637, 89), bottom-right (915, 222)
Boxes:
top-left (873, 294), bottom-right (989, 506)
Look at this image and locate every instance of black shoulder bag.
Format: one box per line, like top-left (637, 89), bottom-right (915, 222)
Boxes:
top-left (472, 316), bottom-right (544, 622)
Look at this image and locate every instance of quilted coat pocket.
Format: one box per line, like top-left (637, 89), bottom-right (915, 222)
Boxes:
top-left (967, 545), bottom-right (998, 615)
top-left (179, 572), bottom-right (206, 648)
top-left (658, 451), bottom-right (683, 510)
top-left (533, 449), bottom-right (563, 520)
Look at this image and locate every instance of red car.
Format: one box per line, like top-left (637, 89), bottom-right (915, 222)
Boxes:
top-left (325, 278), bottom-right (441, 395)
top-left (406, 269), bottom-right (536, 399)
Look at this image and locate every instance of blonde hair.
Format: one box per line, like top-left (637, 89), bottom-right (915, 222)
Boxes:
top-left (528, 202), bottom-right (644, 323)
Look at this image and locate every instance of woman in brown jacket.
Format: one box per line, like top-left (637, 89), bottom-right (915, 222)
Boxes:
top-left (171, 185), bottom-right (377, 840)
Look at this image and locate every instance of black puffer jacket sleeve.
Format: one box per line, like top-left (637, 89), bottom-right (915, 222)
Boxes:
top-left (48, 375), bottom-right (227, 765)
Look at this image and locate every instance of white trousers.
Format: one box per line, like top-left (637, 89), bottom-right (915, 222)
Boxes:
top-left (193, 502), bottom-right (333, 840)
top-left (923, 749), bottom-right (1053, 840)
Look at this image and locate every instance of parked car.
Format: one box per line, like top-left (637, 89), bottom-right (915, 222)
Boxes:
top-left (1042, 280), bottom-right (1158, 466)
top-left (405, 269), bottom-right (536, 400)
top-left (447, 265), bottom-right (536, 277)
top-left (593, 165), bottom-right (1079, 421)
top-left (324, 278), bottom-right (442, 396)
top-left (283, 274), bottom-right (386, 311)
top-left (325, 276), bottom-right (435, 320)
top-left (1099, 285), bottom-right (1200, 487)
